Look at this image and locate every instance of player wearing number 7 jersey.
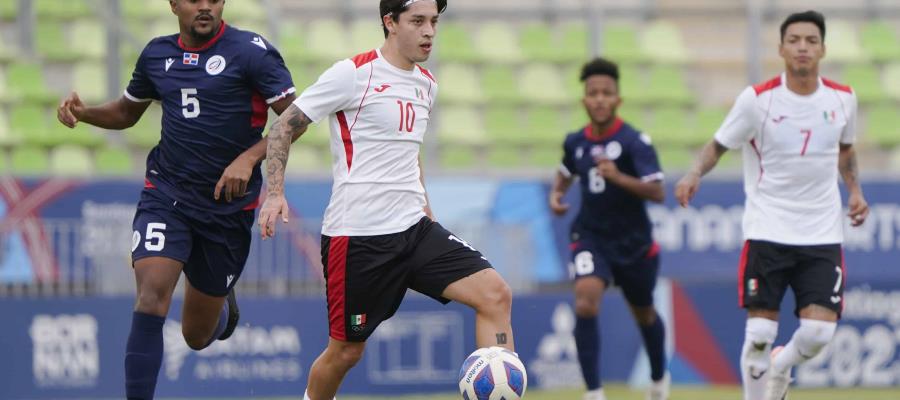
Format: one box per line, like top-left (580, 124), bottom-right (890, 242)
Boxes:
top-left (675, 10), bottom-right (869, 400)
top-left (257, 1), bottom-right (517, 399)
top-left (56, 1), bottom-right (298, 398)
top-left (548, 58), bottom-right (668, 400)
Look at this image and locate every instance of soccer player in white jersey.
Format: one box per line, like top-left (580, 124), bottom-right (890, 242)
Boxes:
top-left (675, 10), bottom-right (868, 400)
top-left (258, 1), bottom-right (518, 399)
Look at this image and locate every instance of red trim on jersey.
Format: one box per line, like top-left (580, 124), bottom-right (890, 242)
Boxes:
top-left (326, 236), bottom-right (349, 341)
top-left (144, 179), bottom-right (156, 189)
top-left (749, 138), bottom-right (764, 183)
top-left (250, 91), bottom-right (268, 128)
top-left (822, 78), bottom-right (853, 94)
top-left (178, 22), bottom-right (227, 52)
top-left (336, 111), bottom-right (353, 170)
top-left (584, 118), bottom-right (624, 142)
top-left (418, 65), bottom-right (436, 83)
top-left (753, 76), bottom-right (782, 96)
top-left (352, 50), bottom-right (379, 68)
top-left (737, 240), bottom-right (750, 307)
top-left (242, 197), bottom-right (259, 210)
top-left (350, 64), bottom-right (375, 134)
top-left (645, 242), bottom-right (661, 259)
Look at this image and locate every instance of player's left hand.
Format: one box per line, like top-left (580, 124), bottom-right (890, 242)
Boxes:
top-left (596, 159), bottom-right (621, 182)
top-left (215, 156), bottom-right (255, 202)
top-left (258, 193), bottom-right (290, 239)
top-left (847, 192), bottom-right (869, 227)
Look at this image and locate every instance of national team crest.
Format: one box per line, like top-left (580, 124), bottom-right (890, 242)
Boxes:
top-left (182, 52), bottom-right (199, 66)
top-left (823, 110), bottom-right (837, 124)
top-left (415, 88), bottom-right (425, 100)
top-left (748, 278), bottom-right (759, 296)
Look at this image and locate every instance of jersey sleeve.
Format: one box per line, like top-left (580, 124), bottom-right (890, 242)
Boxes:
top-left (714, 87), bottom-right (758, 149)
top-left (632, 133), bottom-right (664, 182)
top-left (246, 36), bottom-right (296, 105)
top-left (560, 136), bottom-right (575, 178)
top-left (293, 60), bottom-right (356, 123)
top-left (124, 43), bottom-right (159, 102)
top-left (839, 91), bottom-right (858, 144)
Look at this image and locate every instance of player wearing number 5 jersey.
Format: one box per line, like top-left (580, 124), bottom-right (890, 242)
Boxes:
top-left (549, 58), bottom-right (669, 400)
top-left (675, 11), bottom-right (869, 400)
top-left (56, 1), bottom-right (298, 399)
top-left (258, 1), bottom-right (516, 399)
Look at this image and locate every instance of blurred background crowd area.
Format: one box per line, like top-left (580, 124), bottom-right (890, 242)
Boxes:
top-left (0, 0), bottom-right (898, 178)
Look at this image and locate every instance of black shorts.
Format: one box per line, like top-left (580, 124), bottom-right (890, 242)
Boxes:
top-left (738, 240), bottom-right (845, 317)
top-left (321, 217), bottom-right (492, 342)
top-left (131, 188), bottom-right (254, 297)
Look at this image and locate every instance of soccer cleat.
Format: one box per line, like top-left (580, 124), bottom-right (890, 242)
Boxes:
top-left (217, 289), bottom-right (240, 340)
top-left (765, 346), bottom-right (791, 400)
top-left (583, 388), bottom-right (607, 400)
top-left (646, 372), bottom-right (671, 400)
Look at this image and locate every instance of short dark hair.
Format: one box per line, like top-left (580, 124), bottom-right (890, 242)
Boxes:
top-left (380, 0), bottom-right (448, 38)
top-left (580, 57), bottom-right (619, 83)
top-left (780, 10), bottom-right (826, 42)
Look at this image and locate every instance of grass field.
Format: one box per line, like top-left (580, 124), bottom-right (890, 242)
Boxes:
top-left (161, 384), bottom-right (900, 400)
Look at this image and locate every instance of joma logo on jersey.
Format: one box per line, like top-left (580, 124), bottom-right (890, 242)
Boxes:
top-left (183, 52), bottom-right (199, 66)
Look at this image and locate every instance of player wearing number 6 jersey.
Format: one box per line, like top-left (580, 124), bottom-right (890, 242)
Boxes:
top-left (675, 10), bottom-right (869, 400)
top-left (56, 1), bottom-right (297, 398)
top-left (549, 58), bottom-right (669, 400)
top-left (258, 1), bottom-right (516, 399)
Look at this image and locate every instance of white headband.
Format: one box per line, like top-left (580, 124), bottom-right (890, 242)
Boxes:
top-left (401, 0), bottom-right (436, 9)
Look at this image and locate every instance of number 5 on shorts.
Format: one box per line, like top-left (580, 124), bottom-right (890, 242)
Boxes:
top-left (144, 223), bottom-right (167, 251)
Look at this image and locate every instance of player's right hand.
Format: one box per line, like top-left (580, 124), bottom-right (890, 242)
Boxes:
top-left (57, 92), bottom-right (85, 128)
top-left (258, 193), bottom-right (290, 239)
top-left (549, 191), bottom-right (569, 216)
top-left (675, 173), bottom-right (701, 207)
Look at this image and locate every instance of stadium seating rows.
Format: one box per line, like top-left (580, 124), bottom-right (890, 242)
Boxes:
top-left (0, 1), bottom-right (898, 175)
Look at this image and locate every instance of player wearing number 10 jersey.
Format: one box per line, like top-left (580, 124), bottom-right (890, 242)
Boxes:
top-left (56, 1), bottom-right (297, 398)
top-left (675, 10), bottom-right (869, 400)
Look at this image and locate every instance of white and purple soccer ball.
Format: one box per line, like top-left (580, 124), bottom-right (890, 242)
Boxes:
top-left (457, 346), bottom-right (527, 400)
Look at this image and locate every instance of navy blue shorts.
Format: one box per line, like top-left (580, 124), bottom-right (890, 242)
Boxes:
top-left (570, 234), bottom-right (660, 307)
top-left (131, 188), bottom-right (255, 297)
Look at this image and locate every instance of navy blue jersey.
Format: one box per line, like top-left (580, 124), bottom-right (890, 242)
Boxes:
top-left (126, 23), bottom-right (295, 214)
top-left (560, 118), bottom-right (664, 263)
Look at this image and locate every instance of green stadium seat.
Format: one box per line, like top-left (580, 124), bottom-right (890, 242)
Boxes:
top-left (285, 146), bottom-right (325, 174)
top-left (569, 107), bottom-right (589, 129)
top-left (617, 104), bottom-right (647, 128)
top-left (655, 147), bottom-right (694, 172)
top-left (10, 105), bottom-right (53, 147)
top-left (36, 0), bottom-right (91, 20)
top-left (94, 147), bottom-right (134, 176)
top-left (10, 146), bottom-right (50, 176)
top-left (483, 65), bottom-right (522, 105)
top-left (71, 20), bottom-right (107, 59)
top-left (521, 23), bottom-right (563, 63)
top-left (0, 0), bottom-right (17, 21)
top-left (349, 19), bottom-right (384, 55)
top-left (436, 22), bottom-right (479, 63)
top-left (526, 107), bottom-right (567, 144)
top-left (484, 106), bottom-right (522, 144)
top-left (519, 64), bottom-right (569, 105)
top-left (121, 0), bottom-right (172, 21)
top-left (696, 106), bottom-right (727, 142)
top-left (437, 63), bottom-right (484, 105)
top-left (841, 65), bottom-right (886, 103)
top-left (50, 145), bottom-right (93, 177)
top-left (0, 66), bottom-right (7, 103)
top-left (563, 64), bottom-right (583, 99)
top-left (825, 20), bottom-right (867, 63)
top-left (640, 21), bottom-right (688, 64)
top-left (0, 35), bottom-right (14, 63)
top-left (883, 63), bottom-right (900, 100)
top-left (440, 146), bottom-right (478, 170)
top-left (279, 24), bottom-right (313, 63)
top-left (474, 21), bottom-right (522, 64)
top-left (603, 24), bottom-right (645, 63)
top-left (648, 106), bottom-right (695, 146)
top-left (860, 21), bottom-right (900, 62)
top-left (0, 109), bottom-right (17, 147)
top-left (864, 105), bottom-right (900, 147)
top-left (308, 19), bottom-right (349, 61)
top-left (646, 65), bottom-right (693, 105)
top-left (126, 106), bottom-right (162, 149)
top-left (438, 106), bottom-right (486, 146)
top-left (36, 23), bottom-right (79, 61)
top-left (619, 66), bottom-right (651, 105)
top-left (532, 146), bottom-right (562, 168)
top-left (560, 23), bottom-right (590, 63)
top-left (225, 0), bottom-right (265, 23)
top-left (74, 62), bottom-right (109, 103)
top-left (488, 147), bottom-right (524, 168)
top-left (55, 119), bottom-right (105, 148)
top-left (298, 121), bottom-right (331, 148)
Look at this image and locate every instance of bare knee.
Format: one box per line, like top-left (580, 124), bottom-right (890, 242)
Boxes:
top-left (134, 286), bottom-right (173, 317)
top-left (630, 306), bottom-right (658, 326)
top-left (475, 278), bottom-right (512, 317)
top-left (330, 342), bottom-right (365, 369)
top-left (574, 296), bottom-right (599, 318)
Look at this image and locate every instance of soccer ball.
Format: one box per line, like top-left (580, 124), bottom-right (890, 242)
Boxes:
top-left (458, 346), bottom-right (527, 400)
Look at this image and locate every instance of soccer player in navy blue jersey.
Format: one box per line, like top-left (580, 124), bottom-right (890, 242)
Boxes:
top-left (56, 1), bottom-right (297, 399)
top-left (549, 58), bottom-right (669, 400)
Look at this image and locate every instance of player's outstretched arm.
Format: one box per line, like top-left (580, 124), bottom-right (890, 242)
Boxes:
top-left (258, 104), bottom-right (312, 239)
top-left (674, 139), bottom-right (728, 207)
top-left (214, 94), bottom-right (300, 203)
top-left (549, 171), bottom-right (575, 216)
top-left (839, 143), bottom-right (869, 226)
top-left (57, 92), bottom-right (150, 130)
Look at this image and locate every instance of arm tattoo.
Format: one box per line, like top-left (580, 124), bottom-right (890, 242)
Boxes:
top-left (839, 145), bottom-right (859, 189)
top-left (266, 105), bottom-right (311, 196)
top-left (495, 332), bottom-right (508, 345)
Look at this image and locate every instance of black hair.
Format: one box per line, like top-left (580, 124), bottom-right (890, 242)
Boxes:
top-left (579, 57), bottom-right (619, 83)
top-left (380, 0), bottom-right (448, 38)
top-left (780, 10), bottom-right (826, 42)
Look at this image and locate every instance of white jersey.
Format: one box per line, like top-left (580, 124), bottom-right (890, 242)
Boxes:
top-left (714, 73), bottom-right (857, 245)
top-left (294, 49), bottom-right (437, 236)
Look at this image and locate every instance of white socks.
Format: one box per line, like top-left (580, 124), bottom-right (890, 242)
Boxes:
top-left (740, 317), bottom-right (778, 400)
top-left (772, 319), bottom-right (837, 373)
